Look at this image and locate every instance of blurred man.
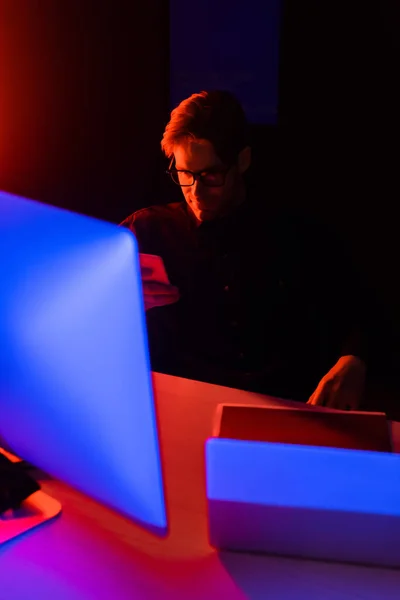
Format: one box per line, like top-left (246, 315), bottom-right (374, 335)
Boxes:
top-left (122, 90), bottom-right (367, 409)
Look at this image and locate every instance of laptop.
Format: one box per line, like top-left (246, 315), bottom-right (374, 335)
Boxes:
top-left (0, 190), bottom-right (167, 535)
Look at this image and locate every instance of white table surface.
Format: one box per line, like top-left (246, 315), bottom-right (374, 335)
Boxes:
top-left (1, 373), bottom-right (399, 600)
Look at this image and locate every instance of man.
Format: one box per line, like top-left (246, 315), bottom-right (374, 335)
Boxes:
top-left (122, 90), bottom-right (367, 409)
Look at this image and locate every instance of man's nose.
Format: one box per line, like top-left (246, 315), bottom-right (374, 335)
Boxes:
top-left (193, 178), bottom-right (203, 194)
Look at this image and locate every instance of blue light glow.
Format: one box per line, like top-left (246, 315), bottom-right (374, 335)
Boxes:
top-left (0, 191), bottom-right (166, 533)
top-left (206, 438), bottom-right (400, 515)
top-left (206, 437), bottom-right (400, 565)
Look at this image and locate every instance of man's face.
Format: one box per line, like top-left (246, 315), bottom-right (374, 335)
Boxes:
top-left (173, 139), bottom-right (243, 223)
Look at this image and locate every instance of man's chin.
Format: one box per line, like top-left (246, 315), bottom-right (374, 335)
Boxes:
top-left (189, 205), bottom-right (216, 222)
top-left (197, 210), bottom-right (215, 222)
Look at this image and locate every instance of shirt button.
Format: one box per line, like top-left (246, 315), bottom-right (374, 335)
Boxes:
top-left (224, 285), bottom-right (229, 292)
top-left (231, 321), bottom-right (238, 328)
top-left (239, 352), bottom-right (245, 360)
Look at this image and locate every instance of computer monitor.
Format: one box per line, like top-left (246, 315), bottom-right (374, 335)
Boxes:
top-left (0, 191), bottom-right (167, 535)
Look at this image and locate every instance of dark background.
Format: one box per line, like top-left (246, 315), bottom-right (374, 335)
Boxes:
top-left (1, 0), bottom-right (400, 408)
top-left (169, 0), bottom-right (281, 125)
top-left (0, 0), bottom-right (169, 221)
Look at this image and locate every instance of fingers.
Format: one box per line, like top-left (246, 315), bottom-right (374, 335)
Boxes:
top-left (308, 380), bottom-right (361, 410)
top-left (141, 266), bottom-right (153, 279)
top-left (307, 380), bottom-right (333, 407)
top-left (145, 295), bottom-right (179, 311)
top-left (142, 282), bottom-right (180, 311)
top-left (327, 390), bottom-right (361, 411)
top-left (324, 390), bottom-right (345, 409)
top-left (143, 282), bottom-right (179, 296)
top-left (144, 294), bottom-right (180, 311)
top-left (140, 257), bottom-right (180, 311)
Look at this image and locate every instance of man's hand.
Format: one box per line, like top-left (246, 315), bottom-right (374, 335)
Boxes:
top-left (307, 355), bottom-right (366, 410)
top-left (141, 266), bottom-right (180, 312)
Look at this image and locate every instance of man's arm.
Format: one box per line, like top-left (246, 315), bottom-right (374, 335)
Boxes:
top-left (301, 216), bottom-right (372, 408)
top-left (120, 206), bottom-right (183, 377)
top-left (120, 209), bottom-right (180, 312)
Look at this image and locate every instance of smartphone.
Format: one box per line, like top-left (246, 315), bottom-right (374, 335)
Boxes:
top-left (139, 253), bottom-right (170, 285)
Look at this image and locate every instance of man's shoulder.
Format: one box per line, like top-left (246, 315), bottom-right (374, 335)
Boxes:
top-left (120, 202), bottom-right (189, 253)
top-left (121, 202), bottom-right (186, 232)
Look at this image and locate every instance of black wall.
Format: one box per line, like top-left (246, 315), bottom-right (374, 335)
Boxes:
top-left (0, 0), bottom-right (169, 223)
top-left (279, 1), bottom-right (400, 341)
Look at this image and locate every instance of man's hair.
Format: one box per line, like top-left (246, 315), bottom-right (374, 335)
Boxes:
top-left (161, 90), bottom-right (249, 164)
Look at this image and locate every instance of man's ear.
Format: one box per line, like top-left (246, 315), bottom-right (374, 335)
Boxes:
top-left (237, 146), bottom-right (251, 174)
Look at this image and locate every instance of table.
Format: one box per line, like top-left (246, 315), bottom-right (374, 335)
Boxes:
top-left (1, 373), bottom-right (399, 600)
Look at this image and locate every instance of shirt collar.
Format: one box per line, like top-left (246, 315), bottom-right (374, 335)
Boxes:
top-left (183, 199), bottom-right (251, 231)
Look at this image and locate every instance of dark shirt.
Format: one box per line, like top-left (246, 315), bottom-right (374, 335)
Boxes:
top-left (121, 200), bottom-right (366, 401)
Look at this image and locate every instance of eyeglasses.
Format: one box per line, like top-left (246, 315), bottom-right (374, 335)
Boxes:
top-left (166, 165), bottom-right (231, 187)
